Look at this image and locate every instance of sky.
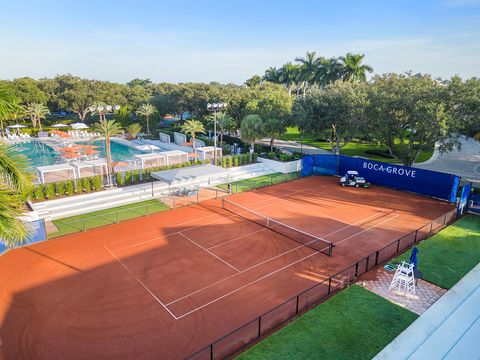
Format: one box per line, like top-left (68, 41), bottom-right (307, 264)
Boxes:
top-left (0, 0), bottom-right (479, 84)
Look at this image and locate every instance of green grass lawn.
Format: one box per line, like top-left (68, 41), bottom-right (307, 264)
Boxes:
top-left (237, 285), bottom-right (417, 360)
top-left (49, 199), bottom-right (169, 238)
top-left (218, 172), bottom-right (301, 193)
top-left (391, 214), bottom-right (480, 289)
top-left (279, 127), bottom-right (433, 164)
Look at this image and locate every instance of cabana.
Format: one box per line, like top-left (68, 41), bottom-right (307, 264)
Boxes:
top-left (72, 159), bottom-right (108, 178)
top-left (36, 163), bottom-right (77, 184)
top-left (134, 153), bottom-right (166, 169)
top-left (160, 150), bottom-right (189, 166)
top-left (196, 146), bottom-right (222, 162)
top-left (151, 164), bottom-right (229, 186)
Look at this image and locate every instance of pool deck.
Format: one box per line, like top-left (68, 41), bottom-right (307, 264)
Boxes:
top-left (374, 263), bottom-right (480, 360)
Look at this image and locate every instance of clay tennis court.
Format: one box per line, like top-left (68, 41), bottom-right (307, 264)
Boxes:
top-left (0, 176), bottom-right (455, 360)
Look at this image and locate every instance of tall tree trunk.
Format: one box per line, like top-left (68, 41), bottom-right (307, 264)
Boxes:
top-left (105, 134), bottom-right (113, 187)
top-left (146, 116), bottom-right (150, 136)
top-left (38, 118), bottom-right (42, 130)
top-left (270, 137), bottom-right (275, 151)
top-left (220, 131), bottom-right (224, 147)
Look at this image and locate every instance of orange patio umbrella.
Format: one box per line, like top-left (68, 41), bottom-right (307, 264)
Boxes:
top-left (59, 147), bottom-right (78, 152)
top-left (83, 149), bottom-right (100, 155)
top-left (188, 152), bottom-right (199, 158)
top-left (62, 153), bottom-right (81, 159)
top-left (75, 144), bottom-right (100, 149)
top-left (182, 142), bottom-right (193, 146)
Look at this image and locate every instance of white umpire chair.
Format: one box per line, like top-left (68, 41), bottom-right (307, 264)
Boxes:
top-left (389, 261), bottom-right (416, 298)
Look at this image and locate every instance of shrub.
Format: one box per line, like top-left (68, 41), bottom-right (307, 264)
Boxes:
top-left (44, 183), bottom-right (56, 199)
top-left (233, 155), bottom-right (239, 167)
top-left (243, 153), bottom-right (249, 164)
top-left (227, 156), bottom-right (233, 167)
top-left (142, 169), bottom-right (150, 181)
top-left (124, 171), bottom-right (132, 184)
top-left (65, 180), bottom-right (75, 195)
top-left (115, 172), bottom-right (125, 186)
top-left (30, 185), bottom-right (43, 201)
top-left (90, 175), bottom-right (103, 191)
top-left (132, 170), bottom-right (140, 183)
top-left (222, 157), bottom-right (228, 168)
top-left (252, 153), bottom-right (258, 163)
top-left (54, 181), bottom-right (65, 196)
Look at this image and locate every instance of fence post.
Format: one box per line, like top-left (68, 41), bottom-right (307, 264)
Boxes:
top-left (375, 251), bottom-right (379, 266)
top-left (210, 344), bottom-right (213, 360)
top-left (258, 317), bottom-right (261, 337)
top-left (429, 221), bottom-right (433, 234)
top-left (396, 239), bottom-right (400, 253)
top-left (414, 230), bottom-right (418, 243)
top-left (296, 296), bottom-right (299, 314)
top-left (365, 256), bottom-right (369, 273)
top-left (328, 277), bottom-right (332, 294)
top-left (355, 262), bottom-right (359, 277)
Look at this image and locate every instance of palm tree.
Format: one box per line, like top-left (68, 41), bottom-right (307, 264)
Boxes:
top-left (295, 51), bottom-right (323, 96)
top-left (263, 67), bottom-right (281, 83)
top-left (136, 103), bottom-right (157, 136)
top-left (279, 63), bottom-right (301, 96)
top-left (211, 112), bottom-right (234, 147)
top-left (240, 114), bottom-right (265, 158)
top-left (180, 119), bottom-right (205, 153)
top-left (27, 103), bottom-right (50, 129)
top-left (127, 123), bottom-right (142, 139)
top-left (319, 57), bottom-right (343, 86)
top-left (0, 145), bottom-right (33, 246)
top-left (339, 53), bottom-right (373, 82)
top-left (93, 119), bottom-right (123, 187)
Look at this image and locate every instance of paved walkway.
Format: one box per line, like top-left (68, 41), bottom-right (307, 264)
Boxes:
top-left (257, 138), bottom-right (330, 155)
top-left (374, 263), bottom-right (480, 360)
top-left (414, 137), bottom-right (480, 185)
top-left (359, 268), bottom-right (447, 315)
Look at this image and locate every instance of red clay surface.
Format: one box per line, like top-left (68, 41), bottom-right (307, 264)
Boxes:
top-left (0, 176), bottom-right (454, 360)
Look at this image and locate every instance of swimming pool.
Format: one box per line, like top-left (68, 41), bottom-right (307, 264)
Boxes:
top-left (12, 139), bottom-right (146, 168)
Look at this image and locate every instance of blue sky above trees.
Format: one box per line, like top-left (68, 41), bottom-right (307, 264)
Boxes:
top-left (0, 0), bottom-right (479, 83)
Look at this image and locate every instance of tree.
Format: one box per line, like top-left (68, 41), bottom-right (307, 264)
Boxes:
top-left (445, 76), bottom-right (480, 137)
top-left (54, 75), bottom-right (98, 121)
top-left (246, 83), bottom-right (293, 151)
top-left (339, 53), bottom-right (373, 82)
top-left (26, 103), bottom-right (50, 129)
top-left (0, 144), bottom-right (34, 246)
top-left (127, 123), bottom-right (142, 139)
top-left (318, 57), bottom-right (343, 86)
top-left (180, 119), bottom-right (206, 153)
top-left (136, 103), bottom-right (156, 135)
top-left (295, 51), bottom-right (323, 96)
top-left (263, 67), bottom-right (281, 83)
top-left (10, 77), bottom-right (48, 104)
top-left (241, 114), bottom-right (265, 156)
top-left (366, 73), bottom-right (454, 166)
top-left (0, 83), bottom-right (18, 134)
top-left (244, 75), bottom-right (262, 87)
top-left (92, 118), bottom-right (123, 187)
top-left (278, 63), bottom-right (301, 96)
top-left (113, 105), bottom-right (132, 127)
top-left (211, 112), bottom-right (235, 147)
top-left (294, 81), bottom-right (367, 154)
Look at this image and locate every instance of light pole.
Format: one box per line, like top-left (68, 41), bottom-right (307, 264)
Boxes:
top-left (88, 104), bottom-right (120, 187)
top-left (207, 102), bottom-right (227, 166)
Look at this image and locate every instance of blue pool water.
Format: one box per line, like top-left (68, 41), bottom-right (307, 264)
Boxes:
top-left (13, 140), bottom-right (145, 168)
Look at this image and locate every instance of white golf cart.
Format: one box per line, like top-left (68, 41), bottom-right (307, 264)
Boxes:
top-left (339, 170), bottom-right (371, 188)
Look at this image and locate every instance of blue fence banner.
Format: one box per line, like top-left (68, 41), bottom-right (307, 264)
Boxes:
top-left (314, 154), bottom-right (338, 175)
top-left (301, 155), bottom-right (314, 177)
top-left (457, 183), bottom-right (472, 216)
top-left (305, 154), bottom-right (459, 202)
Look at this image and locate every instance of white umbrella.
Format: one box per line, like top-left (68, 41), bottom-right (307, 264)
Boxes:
top-left (7, 124), bottom-right (27, 128)
top-left (52, 123), bottom-right (69, 128)
top-left (70, 122), bottom-right (89, 129)
top-left (136, 144), bottom-right (160, 153)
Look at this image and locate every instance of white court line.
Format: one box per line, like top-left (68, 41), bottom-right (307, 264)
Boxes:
top-left (104, 246), bottom-right (179, 320)
top-left (174, 251), bottom-right (320, 320)
top-left (207, 227), bottom-right (270, 250)
top-left (334, 215), bottom-right (400, 246)
top-left (111, 188), bottom-right (314, 253)
top-left (178, 233), bottom-right (241, 273)
top-left (165, 211), bottom-right (393, 307)
top-left (170, 215), bottom-right (398, 320)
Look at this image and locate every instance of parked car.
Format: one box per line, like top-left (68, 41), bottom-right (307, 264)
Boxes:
top-left (339, 170), bottom-right (371, 188)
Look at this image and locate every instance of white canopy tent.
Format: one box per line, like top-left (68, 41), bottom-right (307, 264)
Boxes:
top-left (151, 164), bottom-right (229, 185)
top-left (70, 123), bottom-right (89, 129)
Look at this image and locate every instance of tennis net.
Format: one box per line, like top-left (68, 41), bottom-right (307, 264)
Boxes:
top-left (222, 198), bottom-right (334, 256)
